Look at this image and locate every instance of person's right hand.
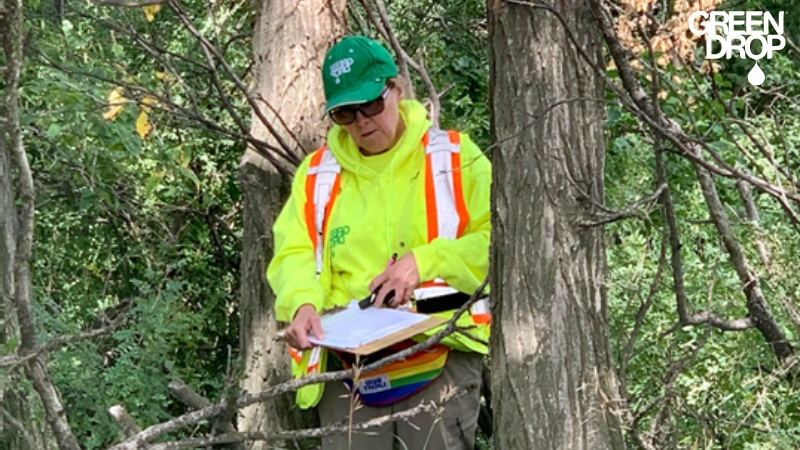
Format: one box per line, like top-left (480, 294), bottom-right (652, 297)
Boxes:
top-left (284, 304), bottom-right (325, 350)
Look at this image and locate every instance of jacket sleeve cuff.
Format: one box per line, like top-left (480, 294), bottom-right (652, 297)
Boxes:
top-left (412, 242), bottom-right (441, 283)
top-left (279, 287), bottom-right (325, 323)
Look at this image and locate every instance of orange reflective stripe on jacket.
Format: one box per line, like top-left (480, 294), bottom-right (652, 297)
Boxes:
top-left (304, 146), bottom-right (341, 278)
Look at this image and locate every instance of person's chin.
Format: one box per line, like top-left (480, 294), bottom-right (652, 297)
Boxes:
top-left (359, 139), bottom-right (388, 154)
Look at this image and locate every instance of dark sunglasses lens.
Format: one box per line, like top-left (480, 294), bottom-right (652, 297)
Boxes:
top-left (330, 108), bottom-right (356, 125)
top-left (361, 97), bottom-right (385, 117)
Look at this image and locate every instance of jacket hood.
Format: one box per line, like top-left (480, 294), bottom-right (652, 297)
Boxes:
top-left (326, 99), bottom-right (431, 179)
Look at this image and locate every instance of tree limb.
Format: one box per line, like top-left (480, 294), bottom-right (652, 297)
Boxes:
top-left (578, 183), bottom-right (666, 227)
top-left (0, 319), bottom-right (123, 369)
top-left (108, 405), bottom-right (141, 438)
top-left (3, 0), bottom-right (81, 447)
top-left (146, 386), bottom-right (474, 450)
top-left (692, 151), bottom-right (792, 359)
top-left (168, 0), bottom-right (302, 169)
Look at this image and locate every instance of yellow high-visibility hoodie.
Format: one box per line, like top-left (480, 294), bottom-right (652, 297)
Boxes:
top-left (267, 99), bottom-right (491, 407)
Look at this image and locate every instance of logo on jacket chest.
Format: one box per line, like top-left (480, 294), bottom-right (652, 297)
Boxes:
top-left (329, 225), bottom-right (350, 257)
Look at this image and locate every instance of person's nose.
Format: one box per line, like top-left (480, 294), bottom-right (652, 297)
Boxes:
top-left (353, 110), bottom-right (371, 126)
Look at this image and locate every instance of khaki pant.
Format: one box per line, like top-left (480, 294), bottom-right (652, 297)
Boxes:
top-left (318, 350), bottom-right (483, 450)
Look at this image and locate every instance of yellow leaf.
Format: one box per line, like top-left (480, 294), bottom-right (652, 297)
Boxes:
top-left (136, 111), bottom-right (153, 140)
top-left (155, 71), bottom-right (176, 83)
top-left (141, 95), bottom-right (158, 113)
top-left (103, 87), bottom-right (126, 121)
top-left (142, 4), bottom-right (161, 22)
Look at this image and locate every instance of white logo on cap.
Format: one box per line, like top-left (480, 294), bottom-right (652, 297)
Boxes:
top-left (330, 57), bottom-right (355, 84)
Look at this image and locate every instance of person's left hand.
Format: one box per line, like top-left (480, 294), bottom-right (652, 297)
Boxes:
top-left (369, 252), bottom-right (420, 308)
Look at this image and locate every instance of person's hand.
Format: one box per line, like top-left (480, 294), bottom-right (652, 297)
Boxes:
top-left (284, 304), bottom-right (324, 350)
top-left (369, 252), bottom-right (420, 308)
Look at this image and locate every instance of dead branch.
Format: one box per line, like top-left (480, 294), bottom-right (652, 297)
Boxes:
top-left (145, 386), bottom-right (475, 450)
top-left (168, 379), bottom-right (240, 440)
top-left (663, 311), bottom-right (753, 335)
top-left (363, 0), bottom-right (413, 96)
top-left (108, 405), bottom-right (141, 438)
top-left (578, 183), bottom-right (666, 227)
top-left (108, 279), bottom-right (488, 449)
top-left (0, 319), bottom-right (123, 369)
top-left (785, 34), bottom-right (800, 56)
top-left (693, 153), bottom-right (791, 358)
top-left (168, 380), bottom-right (211, 410)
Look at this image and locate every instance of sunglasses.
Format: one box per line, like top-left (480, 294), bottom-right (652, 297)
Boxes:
top-left (329, 85), bottom-right (392, 125)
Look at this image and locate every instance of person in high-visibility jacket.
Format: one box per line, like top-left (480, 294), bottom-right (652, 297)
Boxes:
top-left (268, 35), bottom-right (491, 450)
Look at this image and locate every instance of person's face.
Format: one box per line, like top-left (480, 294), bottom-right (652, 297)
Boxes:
top-left (332, 85), bottom-right (404, 155)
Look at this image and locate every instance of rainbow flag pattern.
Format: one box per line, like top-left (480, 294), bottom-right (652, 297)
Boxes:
top-left (339, 344), bottom-right (450, 407)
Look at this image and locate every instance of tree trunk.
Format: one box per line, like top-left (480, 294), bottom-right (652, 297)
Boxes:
top-left (488, 1), bottom-right (624, 449)
top-left (238, 0), bottom-right (346, 446)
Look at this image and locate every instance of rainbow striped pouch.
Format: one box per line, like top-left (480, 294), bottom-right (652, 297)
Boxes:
top-left (334, 341), bottom-right (450, 407)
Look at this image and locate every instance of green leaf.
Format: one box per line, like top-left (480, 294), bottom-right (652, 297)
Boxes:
top-left (46, 124), bottom-right (62, 138)
top-left (179, 167), bottom-right (201, 191)
top-left (145, 172), bottom-right (164, 198)
top-left (61, 19), bottom-right (74, 35)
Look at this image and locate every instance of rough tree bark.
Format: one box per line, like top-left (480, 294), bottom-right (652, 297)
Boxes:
top-left (238, 0), bottom-right (346, 446)
top-left (488, 1), bottom-right (625, 449)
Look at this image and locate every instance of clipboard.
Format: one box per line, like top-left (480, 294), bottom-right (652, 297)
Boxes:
top-left (278, 301), bottom-right (447, 355)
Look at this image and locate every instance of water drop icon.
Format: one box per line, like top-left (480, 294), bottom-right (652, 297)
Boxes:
top-left (748, 62), bottom-right (765, 86)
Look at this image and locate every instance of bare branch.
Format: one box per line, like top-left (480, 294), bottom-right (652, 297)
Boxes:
top-left (578, 183), bottom-right (666, 227)
top-left (620, 232), bottom-right (667, 380)
top-left (692, 152), bottom-right (792, 359)
top-left (0, 319), bottom-right (123, 369)
top-left (784, 34), bottom-right (800, 56)
top-left (168, 0), bottom-right (302, 168)
top-left (368, 0), bottom-right (413, 96)
top-left (109, 405), bottom-right (141, 438)
top-left (146, 387), bottom-right (474, 450)
top-left (168, 380), bottom-right (211, 410)
top-left (737, 180), bottom-right (772, 270)
top-left (108, 279), bottom-right (488, 449)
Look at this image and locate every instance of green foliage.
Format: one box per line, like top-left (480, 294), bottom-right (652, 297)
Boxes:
top-left (605, 23), bottom-right (800, 445)
top-left (12, 0), bottom-right (251, 446)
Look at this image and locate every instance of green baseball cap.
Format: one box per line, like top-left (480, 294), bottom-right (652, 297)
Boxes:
top-left (322, 36), bottom-right (398, 114)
